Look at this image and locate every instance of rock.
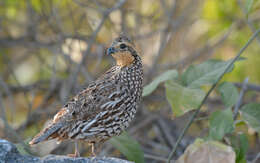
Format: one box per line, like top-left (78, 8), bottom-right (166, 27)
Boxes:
top-left (0, 139), bottom-right (132, 163)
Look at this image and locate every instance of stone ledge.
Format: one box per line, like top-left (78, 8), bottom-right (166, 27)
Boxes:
top-left (0, 139), bottom-right (132, 163)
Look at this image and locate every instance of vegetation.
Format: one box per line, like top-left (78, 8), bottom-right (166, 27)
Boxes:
top-left (0, 0), bottom-right (259, 162)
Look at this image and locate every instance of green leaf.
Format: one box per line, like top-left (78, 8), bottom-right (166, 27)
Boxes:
top-left (182, 59), bottom-right (235, 88)
top-left (165, 81), bottom-right (205, 117)
top-left (246, 0), bottom-right (254, 15)
top-left (142, 70), bottom-right (178, 97)
top-left (218, 82), bottom-right (239, 107)
top-left (241, 103), bottom-right (260, 133)
top-left (237, 134), bottom-right (248, 163)
top-left (109, 132), bottom-right (144, 163)
top-left (209, 108), bottom-right (234, 140)
top-left (229, 133), bottom-right (248, 163)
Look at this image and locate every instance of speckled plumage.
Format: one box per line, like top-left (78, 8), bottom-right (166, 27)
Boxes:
top-left (29, 35), bottom-right (143, 156)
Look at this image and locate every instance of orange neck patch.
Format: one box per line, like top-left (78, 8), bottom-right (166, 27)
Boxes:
top-left (112, 52), bottom-right (135, 67)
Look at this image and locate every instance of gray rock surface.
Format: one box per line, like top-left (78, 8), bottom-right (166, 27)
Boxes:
top-left (0, 139), bottom-right (132, 163)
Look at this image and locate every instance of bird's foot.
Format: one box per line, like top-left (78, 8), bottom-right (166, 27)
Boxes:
top-left (67, 154), bottom-right (77, 157)
top-left (90, 142), bottom-right (97, 157)
top-left (67, 151), bottom-right (80, 157)
top-left (67, 141), bottom-right (80, 157)
top-left (91, 151), bottom-right (96, 157)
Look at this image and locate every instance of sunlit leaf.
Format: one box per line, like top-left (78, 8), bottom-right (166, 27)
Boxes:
top-left (109, 132), bottom-right (144, 163)
top-left (209, 108), bottom-right (234, 140)
top-left (218, 82), bottom-right (239, 107)
top-left (30, 0), bottom-right (42, 13)
top-left (176, 138), bottom-right (236, 163)
top-left (182, 59), bottom-right (235, 88)
top-left (165, 81), bottom-right (205, 117)
top-left (142, 69), bottom-right (178, 97)
top-left (241, 103), bottom-right (260, 133)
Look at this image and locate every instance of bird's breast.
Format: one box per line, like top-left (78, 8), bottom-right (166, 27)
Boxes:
top-left (119, 66), bottom-right (143, 100)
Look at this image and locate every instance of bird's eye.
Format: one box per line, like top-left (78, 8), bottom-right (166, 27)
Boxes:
top-left (120, 43), bottom-right (127, 49)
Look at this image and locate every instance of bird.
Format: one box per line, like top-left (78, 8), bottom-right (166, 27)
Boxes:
top-left (29, 34), bottom-right (144, 157)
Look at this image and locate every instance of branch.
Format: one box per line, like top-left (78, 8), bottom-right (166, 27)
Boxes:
top-left (233, 77), bottom-right (249, 120)
top-left (252, 152), bottom-right (260, 163)
top-left (233, 82), bottom-right (260, 92)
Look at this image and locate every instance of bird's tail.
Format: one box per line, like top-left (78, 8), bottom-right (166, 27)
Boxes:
top-left (29, 122), bottom-right (63, 145)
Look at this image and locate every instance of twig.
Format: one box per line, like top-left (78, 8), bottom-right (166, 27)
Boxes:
top-left (233, 77), bottom-right (249, 120)
top-left (237, 0), bottom-right (260, 44)
top-left (0, 76), bottom-right (15, 122)
top-left (129, 115), bottom-right (157, 134)
top-left (157, 119), bottom-right (176, 148)
top-left (167, 29), bottom-right (260, 162)
top-left (233, 82), bottom-right (260, 92)
top-left (137, 137), bottom-right (170, 153)
top-left (162, 23), bottom-right (234, 70)
top-left (194, 116), bottom-right (209, 121)
top-left (252, 152), bottom-right (260, 163)
top-left (147, 0), bottom-right (198, 79)
top-left (0, 90), bottom-right (33, 154)
top-left (146, 0), bottom-right (177, 79)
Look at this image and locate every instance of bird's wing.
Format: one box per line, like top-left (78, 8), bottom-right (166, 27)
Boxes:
top-left (29, 66), bottom-right (123, 144)
top-left (65, 72), bottom-right (130, 140)
top-left (66, 66), bottom-right (126, 120)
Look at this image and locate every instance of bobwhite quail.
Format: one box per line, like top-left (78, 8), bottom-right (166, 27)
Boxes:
top-left (29, 35), bottom-right (143, 157)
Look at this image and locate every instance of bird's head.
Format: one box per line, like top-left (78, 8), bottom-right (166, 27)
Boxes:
top-left (107, 34), bottom-right (138, 67)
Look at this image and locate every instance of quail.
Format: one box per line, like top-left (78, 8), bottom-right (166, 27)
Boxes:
top-left (29, 35), bottom-right (143, 157)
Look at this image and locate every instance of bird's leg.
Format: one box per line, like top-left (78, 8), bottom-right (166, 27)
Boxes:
top-left (67, 141), bottom-right (80, 157)
top-left (74, 141), bottom-right (80, 157)
top-left (91, 142), bottom-right (96, 157)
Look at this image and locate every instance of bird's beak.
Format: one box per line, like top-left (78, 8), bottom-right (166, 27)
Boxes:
top-left (107, 47), bottom-right (116, 55)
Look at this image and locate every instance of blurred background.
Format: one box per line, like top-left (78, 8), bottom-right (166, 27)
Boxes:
top-left (0, 0), bottom-right (259, 162)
